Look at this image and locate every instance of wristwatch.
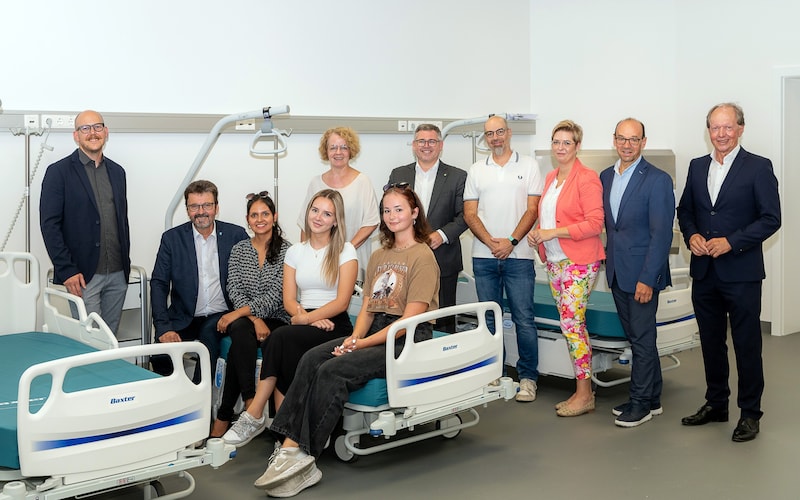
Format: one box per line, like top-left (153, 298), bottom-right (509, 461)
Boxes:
top-left (508, 236), bottom-right (519, 246)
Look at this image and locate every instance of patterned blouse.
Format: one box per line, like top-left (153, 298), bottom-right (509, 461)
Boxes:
top-left (226, 238), bottom-right (291, 324)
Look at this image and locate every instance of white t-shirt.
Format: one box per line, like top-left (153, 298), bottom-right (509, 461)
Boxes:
top-left (284, 241), bottom-right (357, 309)
top-left (539, 177), bottom-right (567, 262)
top-left (297, 173), bottom-right (380, 277)
top-left (464, 151), bottom-right (544, 260)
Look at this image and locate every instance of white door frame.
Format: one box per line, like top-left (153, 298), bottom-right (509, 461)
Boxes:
top-left (770, 66), bottom-right (800, 335)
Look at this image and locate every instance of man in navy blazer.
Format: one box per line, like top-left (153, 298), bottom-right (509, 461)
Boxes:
top-left (40, 110), bottom-right (131, 335)
top-left (388, 123), bottom-right (468, 332)
top-left (601, 118), bottom-right (675, 428)
top-left (150, 180), bottom-right (248, 381)
top-left (677, 103), bottom-right (781, 442)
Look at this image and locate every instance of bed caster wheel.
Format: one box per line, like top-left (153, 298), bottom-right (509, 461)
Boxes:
top-left (437, 414), bottom-right (462, 439)
top-left (146, 479), bottom-right (166, 497)
top-left (334, 435), bottom-right (358, 463)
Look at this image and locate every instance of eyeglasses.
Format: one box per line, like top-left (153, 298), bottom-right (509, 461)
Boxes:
top-left (328, 144), bottom-right (350, 152)
top-left (614, 136), bottom-right (642, 145)
top-left (484, 128), bottom-right (507, 138)
top-left (551, 140), bottom-right (574, 147)
top-left (413, 139), bottom-right (441, 147)
top-left (187, 202), bottom-right (216, 213)
top-left (246, 191), bottom-right (270, 201)
top-left (75, 123), bottom-right (105, 134)
top-left (709, 125), bottom-right (736, 134)
top-left (383, 182), bottom-right (410, 192)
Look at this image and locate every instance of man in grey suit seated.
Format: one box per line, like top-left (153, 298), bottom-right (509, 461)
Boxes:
top-left (150, 180), bottom-right (248, 381)
top-left (388, 123), bottom-right (468, 332)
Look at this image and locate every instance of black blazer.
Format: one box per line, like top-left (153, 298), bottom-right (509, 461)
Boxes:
top-left (40, 149), bottom-right (131, 284)
top-left (677, 147), bottom-right (781, 282)
top-left (388, 161), bottom-right (468, 277)
top-left (150, 220), bottom-right (248, 336)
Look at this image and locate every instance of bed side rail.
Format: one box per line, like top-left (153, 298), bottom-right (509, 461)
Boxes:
top-left (42, 287), bottom-right (119, 350)
top-left (384, 302), bottom-right (503, 409)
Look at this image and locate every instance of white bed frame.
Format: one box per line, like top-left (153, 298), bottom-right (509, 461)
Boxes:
top-left (0, 253), bottom-right (235, 500)
top-left (335, 302), bottom-right (518, 462)
top-left (456, 264), bottom-right (700, 388)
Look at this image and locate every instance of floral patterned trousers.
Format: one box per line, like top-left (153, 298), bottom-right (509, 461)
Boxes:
top-left (545, 259), bottom-right (601, 380)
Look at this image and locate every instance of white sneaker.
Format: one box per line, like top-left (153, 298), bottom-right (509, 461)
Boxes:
top-left (266, 463), bottom-right (322, 497)
top-left (516, 378), bottom-right (537, 402)
top-left (254, 448), bottom-right (315, 490)
top-left (223, 411), bottom-right (266, 446)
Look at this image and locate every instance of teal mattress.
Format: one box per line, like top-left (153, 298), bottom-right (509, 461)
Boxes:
top-left (0, 332), bottom-right (158, 470)
top-left (534, 282), bottom-right (625, 339)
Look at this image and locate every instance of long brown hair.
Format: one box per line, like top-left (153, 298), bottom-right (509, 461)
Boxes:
top-left (378, 185), bottom-right (432, 249)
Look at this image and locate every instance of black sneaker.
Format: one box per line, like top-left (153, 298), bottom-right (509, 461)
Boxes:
top-left (614, 404), bottom-right (653, 428)
top-left (612, 401), bottom-right (663, 417)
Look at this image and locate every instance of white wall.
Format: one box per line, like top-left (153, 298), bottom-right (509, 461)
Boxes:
top-left (530, 1), bottom-right (678, 151)
top-left (2, 0), bottom-right (531, 117)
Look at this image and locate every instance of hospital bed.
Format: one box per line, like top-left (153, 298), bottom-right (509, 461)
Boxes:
top-left (455, 265), bottom-right (700, 388)
top-left (334, 302), bottom-right (518, 462)
top-left (0, 252), bottom-right (235, 500)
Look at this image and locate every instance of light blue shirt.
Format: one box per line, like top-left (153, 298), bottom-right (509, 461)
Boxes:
top-left (609, 155), bottom-right (642, 223)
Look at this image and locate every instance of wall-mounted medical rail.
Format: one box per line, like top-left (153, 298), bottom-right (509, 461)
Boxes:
top-left (1, 111), bottom-right (536, 136)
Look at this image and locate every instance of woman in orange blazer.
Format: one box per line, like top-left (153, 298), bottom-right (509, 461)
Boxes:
top-left (528, 120), bottom-right (605, 417)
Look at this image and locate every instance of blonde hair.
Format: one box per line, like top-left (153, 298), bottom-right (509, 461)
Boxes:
top-left (318, 127), bottom-right (361, 161)
top-left (551, 119), bottom-right (583, 144)
top-left (304, 189), bottom-right (347, 286)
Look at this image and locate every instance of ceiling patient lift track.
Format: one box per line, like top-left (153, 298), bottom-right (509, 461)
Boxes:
top-left (164, 105), bottom-right (291, 230)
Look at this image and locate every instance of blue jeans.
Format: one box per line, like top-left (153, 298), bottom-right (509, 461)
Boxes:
top-left (472, 258), bottom-right (538, 381)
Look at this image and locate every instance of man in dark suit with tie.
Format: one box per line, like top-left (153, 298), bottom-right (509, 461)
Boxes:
top-left (40, 110), bottom-right (131, 335)
top-left (601, 118), bottom-right (675, 428)
top-left (388, 123), bottom-right (468, 332)
top-left (677, 103), bottom-right (781, 442)
top-left (150, 180), bottom-right (248, 381)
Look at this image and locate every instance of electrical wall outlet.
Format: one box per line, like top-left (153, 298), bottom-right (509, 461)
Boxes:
top-left (235, 119), bottom-right (256, 131)
top-left (397, 120), bottom-right (408, 132)
top-left (24, 114), bottom-right (40, 129)
top-left (407, 120), bottom-right (421, 132)
top-left (41, 114), bottom-right (76, 129)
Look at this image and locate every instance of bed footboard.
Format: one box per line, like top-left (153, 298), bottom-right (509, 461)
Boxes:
top-left (17, 342), bottom-right (211, 484)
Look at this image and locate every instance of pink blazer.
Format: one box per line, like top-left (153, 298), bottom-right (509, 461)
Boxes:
top-left (537, 158), bottom-right (605, 265)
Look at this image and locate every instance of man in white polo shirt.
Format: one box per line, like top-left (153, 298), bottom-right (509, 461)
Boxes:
top-left (464, 115), bottom-right (544, 402)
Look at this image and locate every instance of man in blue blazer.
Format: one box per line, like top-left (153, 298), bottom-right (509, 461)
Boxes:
top-left (150, 180), bottom-right (248, 381)
top-left (677, 103), bottom-right (781, 442)
top-left (601, 118), bottom-right (675, 428)
top-left (388, 123), bottom-right (468, 332)
top-left (40, 110), bottom-right (130, 335)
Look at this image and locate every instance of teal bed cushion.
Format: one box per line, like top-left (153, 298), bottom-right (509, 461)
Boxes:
top-left (348, 378), bottom-right (389, 407)
top-left (533, 282), bottom-right (625, 339)
top-left (0, 332), bottom-right (158, 470)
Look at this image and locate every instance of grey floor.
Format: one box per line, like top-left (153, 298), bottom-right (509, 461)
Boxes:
top-left (112, 332), bottom-right (799, 500)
